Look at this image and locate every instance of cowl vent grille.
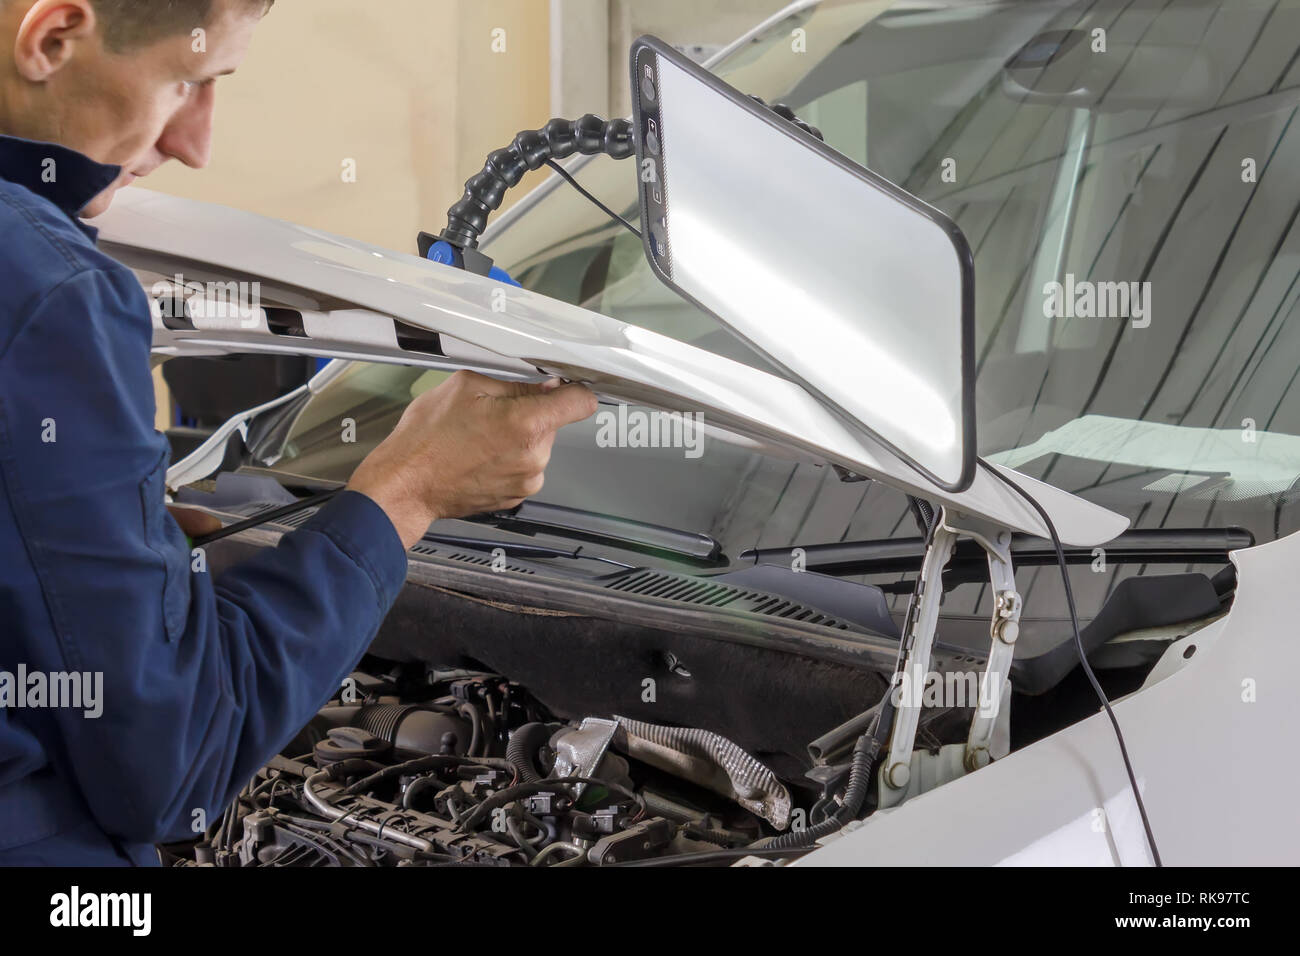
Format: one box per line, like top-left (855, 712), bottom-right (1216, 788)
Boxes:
top-left (408, 543), bottom-right (535, 574)
top-left (602, 569), bottom-right (848, 630)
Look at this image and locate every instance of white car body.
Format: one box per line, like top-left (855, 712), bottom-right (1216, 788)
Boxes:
top-left (804, 530), bottom-right (1298, 865)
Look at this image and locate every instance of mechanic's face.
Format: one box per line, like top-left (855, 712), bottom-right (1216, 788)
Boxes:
top-left (6, 1), bottom-right (263, 217)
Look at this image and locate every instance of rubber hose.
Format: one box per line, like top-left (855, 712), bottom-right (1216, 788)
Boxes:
top-left (401, 774), bottom-right (440, 810)
top-left (457, 702), bottom-right (484, 757)
top-left (506, 722), bottom-right (553, 783)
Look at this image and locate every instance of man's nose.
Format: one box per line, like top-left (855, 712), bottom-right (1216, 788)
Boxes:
top-left (157, 84), bottom-right (216, 169)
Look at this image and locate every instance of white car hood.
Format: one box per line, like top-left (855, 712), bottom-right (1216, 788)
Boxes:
top-left (95, 187), bottom-right (1126, 546)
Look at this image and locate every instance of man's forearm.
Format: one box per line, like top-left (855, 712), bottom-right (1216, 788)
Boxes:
top-left (347, 460), bottom-right (438, 550)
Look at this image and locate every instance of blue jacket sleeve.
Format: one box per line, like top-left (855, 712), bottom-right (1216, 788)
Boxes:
top-left (0, 267), bottom-right (408, 844)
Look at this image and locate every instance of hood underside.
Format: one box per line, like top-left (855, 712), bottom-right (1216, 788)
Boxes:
top-left (95, 187), bottom-right (1127, 546)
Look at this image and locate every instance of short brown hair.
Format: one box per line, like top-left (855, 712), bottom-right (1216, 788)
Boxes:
top-left (89, 0), bottom-right (272, 52)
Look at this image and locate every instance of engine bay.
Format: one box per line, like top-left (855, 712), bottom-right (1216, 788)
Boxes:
top-left (163, 517), bottom-right (1232, 868)
top-left (163, 663), bottom-right (852, 867)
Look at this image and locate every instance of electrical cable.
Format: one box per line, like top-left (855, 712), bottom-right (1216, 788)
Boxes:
top-left (539, 99), bottom-right (818, 243)
top-left (439, 115), bottom-right (635, 251)
top-left (977, 459), bottom-right (1163, 866)
top-left (545, 159), bottom-right (641, 239)
top-left (190, 488), bottom-right (341, 548)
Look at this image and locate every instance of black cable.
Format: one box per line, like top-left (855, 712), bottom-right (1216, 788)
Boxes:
top-left (761, 724), bottom-right (884, 850)
top-left (907, 495), bottom-right (937, 537)
top-left (440, 115), bottom-right (635, 250)
top-left (977, 459), bottom-right (1163, 866)
top-left (541, 101), bottom-right (819, 243)
top-left (190, 489), bottom-right (341, 548)
top-left (545, 159), bottom-right (642, 239)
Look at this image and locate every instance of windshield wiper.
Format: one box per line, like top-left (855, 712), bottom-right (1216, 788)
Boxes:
top-left (742, 527), bottom-right (1254, 577)
top-left (415, 532), bottom-right (635, 570)
top-left (464, 501), bottom-right (725, 566)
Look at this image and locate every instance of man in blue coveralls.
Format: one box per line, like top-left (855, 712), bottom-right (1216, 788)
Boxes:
top-left (0, 0), bottom-right (597, 864)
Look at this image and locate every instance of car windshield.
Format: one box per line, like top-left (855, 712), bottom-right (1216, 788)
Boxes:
top-left (262, 0), bottom-right (1300, 578)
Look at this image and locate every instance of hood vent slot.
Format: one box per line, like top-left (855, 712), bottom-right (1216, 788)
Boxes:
top-left (264, 307), bottom-right (307, 337)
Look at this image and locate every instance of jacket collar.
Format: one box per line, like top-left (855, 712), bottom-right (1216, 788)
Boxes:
top-left (0, 134), bottom-right (121, 238)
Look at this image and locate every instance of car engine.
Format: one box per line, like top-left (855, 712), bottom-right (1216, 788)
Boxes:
top-left (165, 662), bottom-right (815, 867)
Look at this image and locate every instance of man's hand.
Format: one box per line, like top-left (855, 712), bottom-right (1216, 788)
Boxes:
top-left (347, 371), bottom-right (598, 548)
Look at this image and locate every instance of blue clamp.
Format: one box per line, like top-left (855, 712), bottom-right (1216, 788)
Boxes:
top-left (427, 240), bottom-right (521, 287)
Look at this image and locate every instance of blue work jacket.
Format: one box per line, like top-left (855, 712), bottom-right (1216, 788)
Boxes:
top-left (0, 134), bottom-right (407, 865)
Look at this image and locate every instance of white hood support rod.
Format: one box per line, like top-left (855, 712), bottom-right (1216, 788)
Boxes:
top-left (880, 507), bottom-right (1022, 800)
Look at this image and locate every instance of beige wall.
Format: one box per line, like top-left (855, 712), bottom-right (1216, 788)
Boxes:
top-left (143, 2), bottom-right (788, 252)
top-left (144, 0), bottom-right (553, 252)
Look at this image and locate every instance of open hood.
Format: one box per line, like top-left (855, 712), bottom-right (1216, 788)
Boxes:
top-left (95, 187), bottom-right (1126, 546)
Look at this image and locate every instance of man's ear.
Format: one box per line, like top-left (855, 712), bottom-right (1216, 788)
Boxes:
top-left (13, 0), bottom-right (98, 82)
